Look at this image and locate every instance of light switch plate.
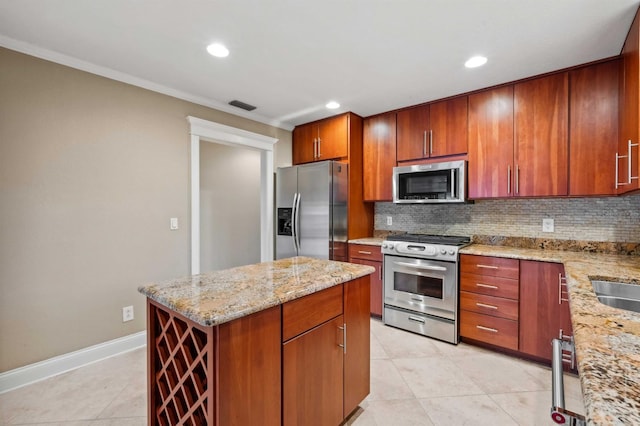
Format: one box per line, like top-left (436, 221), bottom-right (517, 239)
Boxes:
top-left (170, 217), bottom-right (179, 230)
top-left (386, 216), bottom-right (393, 226)
top-left (542, 218), bottom-right (554, 232)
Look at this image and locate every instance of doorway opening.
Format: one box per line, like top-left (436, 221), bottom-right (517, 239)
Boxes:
top-left (188, 116), bottom-right (278, 274)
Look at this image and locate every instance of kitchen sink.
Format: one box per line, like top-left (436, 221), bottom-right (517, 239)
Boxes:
top-left (591, 279), bottom-right (640, 314)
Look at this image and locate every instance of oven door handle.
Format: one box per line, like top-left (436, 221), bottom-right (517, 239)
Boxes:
top-left (393, 261), bottom-right (447, 272)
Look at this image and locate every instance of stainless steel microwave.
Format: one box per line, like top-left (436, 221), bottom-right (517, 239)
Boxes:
top-left (393, 160), bottom-right (466, 203)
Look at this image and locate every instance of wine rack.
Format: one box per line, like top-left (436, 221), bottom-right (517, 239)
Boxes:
top-left (148, 300), bottom-right (215, 425)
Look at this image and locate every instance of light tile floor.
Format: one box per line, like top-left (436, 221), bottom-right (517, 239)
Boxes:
top-left (0, 319), bottom-right (584, 425)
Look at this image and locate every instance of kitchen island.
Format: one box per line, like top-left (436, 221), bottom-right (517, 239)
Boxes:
top-left (138, 256), bottom-right (374, 426)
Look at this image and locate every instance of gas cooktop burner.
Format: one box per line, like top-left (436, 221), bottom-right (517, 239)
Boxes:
top-left (385, 233), bottom-right (471, 246)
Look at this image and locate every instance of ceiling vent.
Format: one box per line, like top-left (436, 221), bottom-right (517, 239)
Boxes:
top-left (228, 100), bottom-right (257, 111)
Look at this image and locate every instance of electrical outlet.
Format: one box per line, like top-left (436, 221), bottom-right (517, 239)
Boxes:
top-left (122, 305), bottom-right (134, 322)
top-left (170, 218), bottom-right (179, 230)
top-left (386, 216), bottom-right (393, 226)
top-left (542, 218), bottom-right (554, 233)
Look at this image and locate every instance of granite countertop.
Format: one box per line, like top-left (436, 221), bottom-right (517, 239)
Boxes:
top-left (138, 256), bottom-right (375, 327)
top-left (461, 245), bottom-right (640, 425)
top-left (348, 237), bottom-right (384, 246)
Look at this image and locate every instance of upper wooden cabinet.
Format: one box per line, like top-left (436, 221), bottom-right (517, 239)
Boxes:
top-left (619, 7), bottom-right (640, 193)
top-left (514, 73), bottom-right (569, 197)
top-left (396, 96), bottom-right (468, 162)
top-left (469, 74), bottom-right (569, 199)
top-left (570, 60), bottom-right (620, 196)
top-left (468, 86), bottom-right (514, 198)
top-left (363, 112), bottom-right (397, 201)
top-left (292, 114), bottom-right (348, 164)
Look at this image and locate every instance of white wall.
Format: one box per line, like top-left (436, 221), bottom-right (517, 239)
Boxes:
top-left (199, 142), bottom-right (261, 271)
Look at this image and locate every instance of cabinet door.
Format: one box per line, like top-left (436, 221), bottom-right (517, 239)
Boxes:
top-left (218, 306), bottom-right (282, 426)
top-left (343, 276), bottom-right (371, 417)
top-left (429, 96), bottom-right (468, 157)
top-left (292, 123), bottom-right (316, 165)
top-left (396, 105), bottom-right (429, 161)
top-left (363, 112), bottom-right (397, 201)
top-left (519, 261), bottom-right (572, 362)
top-left (514, 73), bottom-right (569, 197)
top-left (283, 316), bottom-right (344, 426)
top-left (468, 86), bottom-right (514, 198)
top-left (318, 114), bottom-right (348, 160)
top-left (349, 258), bottom-right (381, 317)
top-left (619, 9), bottom-right (640, 193)
top-left (570, 60), bottom-right (620, 196)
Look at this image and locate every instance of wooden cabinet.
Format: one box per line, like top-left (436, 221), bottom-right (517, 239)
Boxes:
top-left (619, 7), bottom-right (640, 193)
top-left (519, 261), bottom-right (572, 363)
top-left (343, 276), bottom-right (371, 416)
top-left (363, 112), bottom-right (397, 201)
top-left (292, 114), bottom-right (348, 164)
top-left (459, 254), bottom-right (520, 351)
top-left (282, 277), bottom-right (370, 424)
top-left (570, 60), bottom-right (620, 196)
top-left (349, 243), bottom-right (383, 317)
top-left (468, 86), bottom-right (514, 198)
top-left (514, 73), bottom-right (569, 197)
top-left (396, 96), bottom-right (468, 162)
top-left (469, 74), bottom-right (569, 199)
top-left (283, 316), bottom-right (345, 426)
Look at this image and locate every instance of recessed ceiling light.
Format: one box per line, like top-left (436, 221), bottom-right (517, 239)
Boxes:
top-left (465, 55), bottom-right (487, 68)
top-left (326, 101), bottom-right (340, 109)
top-left (207, 43), bottom-right (229, 58)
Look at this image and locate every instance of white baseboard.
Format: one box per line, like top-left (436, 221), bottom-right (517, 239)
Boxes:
top-left (0, 331), bottom-right (147, 394)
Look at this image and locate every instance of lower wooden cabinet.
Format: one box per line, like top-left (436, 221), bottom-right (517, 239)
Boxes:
top-left (519, 260), bottom-right (573, 362)
top-left (348, 243), bottom-right (383, 317)
top-left (282, 277), bottom-right (370, 425)
top-left (283, 316), bottom-right (345, 426)
top-left (460, 254), bottom-right (575, 367)
top-left (459, 310), bottom-right (519, 350)
top-left (459, 254), bottom-right (520, 351)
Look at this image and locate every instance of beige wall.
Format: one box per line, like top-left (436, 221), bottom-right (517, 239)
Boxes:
top-left (0, 47), bottom-right (292, 372)
top-left (200, 142), bottom-right (261, 272)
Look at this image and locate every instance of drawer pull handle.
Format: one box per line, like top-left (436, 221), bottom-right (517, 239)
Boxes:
top-left (476, 302), bottom-right (498, 310)
top-left (476, 283), bottom-right (498, 289)
top-left (411, 297), bottom-right (423, 302)
top-left (477, 264), bottom-right (499, 269)
top-left (358, 250), bottom-right (372, 255)
top-left (476, 325), bottom-right (498, 333)
top-left (408, 316), bottom-right (426, 324)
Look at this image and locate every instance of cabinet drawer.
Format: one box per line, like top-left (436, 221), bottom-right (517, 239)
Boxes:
top-left (460, 310), bottom-right (518, 350)
top-left (282, 285), bottom-right (343, 341)
top-left (348, 244), bottom-right (383, 262)
top-left (460, 272), bottom-right (519, 300)
top-left (460, 254), bottom-right (519, 279)
top-left (460, 291), bottom-right (519, 321)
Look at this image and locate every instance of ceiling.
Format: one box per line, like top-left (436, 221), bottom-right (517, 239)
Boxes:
top-left (1, 0), bottom-right (639, 130)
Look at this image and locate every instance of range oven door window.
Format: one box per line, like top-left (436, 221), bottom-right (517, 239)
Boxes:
top-left (393, 271), bottom-right (443, 299)
top-left (384, 254), bottom-right (457, 319)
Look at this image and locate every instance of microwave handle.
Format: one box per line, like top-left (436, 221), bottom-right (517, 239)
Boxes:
top-left (450, 169), bottom-right (456, 199)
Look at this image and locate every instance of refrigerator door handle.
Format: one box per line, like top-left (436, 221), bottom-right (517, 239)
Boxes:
top-left (294, 192), bottom-right (302, 253)
top-left (291, 192), bottom-right (299, 255)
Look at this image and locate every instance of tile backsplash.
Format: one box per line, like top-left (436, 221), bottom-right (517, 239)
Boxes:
top-left (375, 195), bottom-right (640, 243)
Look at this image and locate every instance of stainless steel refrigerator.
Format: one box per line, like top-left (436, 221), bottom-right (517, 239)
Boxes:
top-left (275, 161), bottom-right (347, 260)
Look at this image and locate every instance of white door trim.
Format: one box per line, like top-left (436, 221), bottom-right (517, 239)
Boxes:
top-left (187, 116), bottom-right (278, 274)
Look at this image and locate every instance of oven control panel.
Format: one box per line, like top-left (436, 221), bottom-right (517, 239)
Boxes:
top-left (382, 241), bottom-right (460, 261)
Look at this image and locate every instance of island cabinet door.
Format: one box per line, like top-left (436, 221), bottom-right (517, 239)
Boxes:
top-left (218, 306), bottom-right (282, 426)
top-left (343, 276), bottom-right (371, 417)
top-left (283, 315), bottom-right (345, 426)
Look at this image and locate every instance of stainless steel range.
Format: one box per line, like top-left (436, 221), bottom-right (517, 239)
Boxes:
top-left (382, 234), bottom-right (470, 344)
